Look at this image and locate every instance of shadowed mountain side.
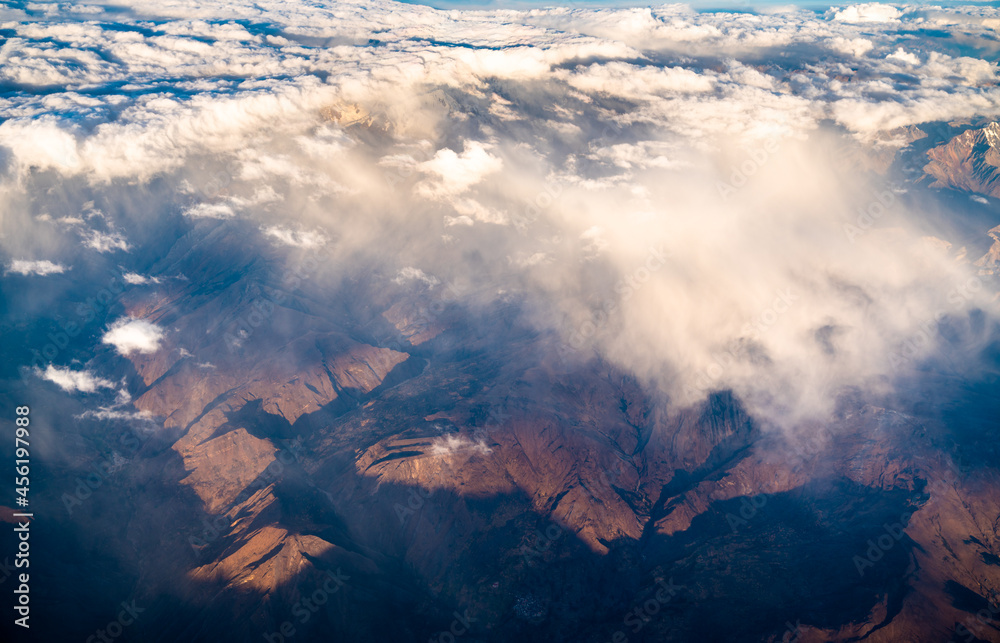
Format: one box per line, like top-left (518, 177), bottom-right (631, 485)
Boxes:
top-left (2, 191), bottom-right (1000, 642)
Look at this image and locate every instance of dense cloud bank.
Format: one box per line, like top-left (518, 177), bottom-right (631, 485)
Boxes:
top-left (1, 0), bottom-right (998, 427)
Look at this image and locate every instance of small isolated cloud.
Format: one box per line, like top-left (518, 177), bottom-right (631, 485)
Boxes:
top-left (262, 226), bottom-right (327, 248)
top-left (394, 267), bottom-right (440, 288)
top-left (971, 195), bottom-right (989, 204)
top-left (7, 259), bottom-right (67, 276)
top-left (430, 434), bottom-right (492, 457)
top-left (184, 202), bottom-right (234, 219)
top-left (102, 318), bottom-right (165, 356)
top-left (833, 3), bottom-right (902, 23)
top-left (83, 229), bottom-right (129, 253)
top-left (123, 272), bottom-right (160, 285)
top-left (35, 365), bottom-right (114, 393)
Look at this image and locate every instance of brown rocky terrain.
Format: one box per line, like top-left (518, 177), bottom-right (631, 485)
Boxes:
top-left (17, 215), bottom-right (992, 643)
top-left (3, 129), bottom-right (1000, 643)
top-left (977, 225), bottom-right (1000, 276)
top-left (925, 122), bottom-right (1000, 198)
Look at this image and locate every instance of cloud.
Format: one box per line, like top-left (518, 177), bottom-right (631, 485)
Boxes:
top-left (394, 267), bottom-right (440, 288)
top-left (833, 4), bottom-right (902, 23)
top-left (83, 229), bottom-right (129, 253)
top-left (430, 434), bottom-right (492, 457)
top-left (184, 202), bottom-right (235, 219)
top-left (122, 272), bottom-right (160, 284)
top-left (262, 226), bottom-right (328, 248)
top-left (7, 259), bottom-right (67, 275)
top-left (0, 0), bottom-right (998, 433)
top-left (102, 318), bottom-right (165, 356)
top-left (75, 408), bottom-right (155, 422)
top-left (828, 36), bottom-right (874, 57)
top-left (562, 62), bottom-right (715, 97)
top-left (35, 365), bottom-right (114, 392)
top-left (887, 48), bottom-right (919, 66)
top-left (415, 141), bottom-right (503, 199)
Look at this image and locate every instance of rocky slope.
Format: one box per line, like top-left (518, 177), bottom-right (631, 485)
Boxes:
top-left (925, 122), bottom-right (1000, 198)
top-left (10, 225), bottom-right (999, 643)
top-left (3, 130), bottom-right (1000, 643)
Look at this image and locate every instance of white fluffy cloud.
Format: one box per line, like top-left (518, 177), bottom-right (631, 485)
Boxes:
top-left (83, 229), bottom-right (129, 253)
top-left (394, 267), bottom-right (440, 288)
top-left (415, 141), bottom-right (503, 199)
top-left (1, 0), bottom-right (999, 429)
top-left (7, 259), bottom-right (68, 275)
top-left (833, 3), bottom-right (902, 23)
top-left (430, 434), bottom-right (492, 457)
top-left (101, 318), bottom-right (165, 356)
top-left (35, 365), bottom-right (114, 393)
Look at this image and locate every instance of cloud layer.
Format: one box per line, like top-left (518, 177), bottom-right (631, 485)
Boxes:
top-left (1, 1), bottom-right (998, 427)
